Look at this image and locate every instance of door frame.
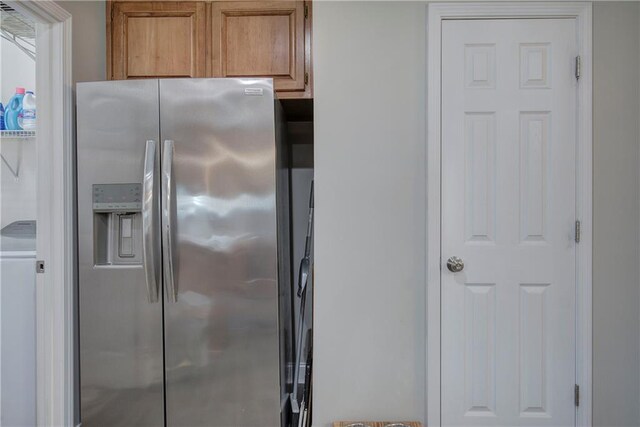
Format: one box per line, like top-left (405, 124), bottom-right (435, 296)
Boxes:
top-left (4, 1), bottom-right (74, 426)
top-left (426, 3), bottom-right (592, 426)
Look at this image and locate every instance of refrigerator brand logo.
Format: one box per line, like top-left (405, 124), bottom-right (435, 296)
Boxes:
top-left (244, 87), bottom-right (264, 96)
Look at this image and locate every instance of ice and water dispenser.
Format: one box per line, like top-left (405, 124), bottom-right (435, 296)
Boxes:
top-left (92, 183), bottom-right (143, 265)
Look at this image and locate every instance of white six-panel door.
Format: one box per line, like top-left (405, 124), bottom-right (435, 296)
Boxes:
top-left (441, 19), bottom-right (577, 426)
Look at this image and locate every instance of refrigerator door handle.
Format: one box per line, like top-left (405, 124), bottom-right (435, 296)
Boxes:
top-left (162, 139), bottom-right (178, 302)
top-left (142, 140), bottom-right (160, 303)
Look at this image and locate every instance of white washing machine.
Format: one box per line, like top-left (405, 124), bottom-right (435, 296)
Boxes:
top-left (0, 221), bottom-right (36, 427)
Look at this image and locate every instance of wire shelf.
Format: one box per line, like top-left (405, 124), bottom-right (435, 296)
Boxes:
top-left (0, 130), bottom-right (33, 178)
top-left (0, 130), bottom-right (36, 139)
top-left (0, 3), bottom-right (35, 39)
top-left (0, 2), bottom-right (36, 60)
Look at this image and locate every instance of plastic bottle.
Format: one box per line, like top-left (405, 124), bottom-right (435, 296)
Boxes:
top-left (0, 103), bottom-right (5, 131)
top-left (5, 87), bottom-right (25, 131)
top-left (20, 91), bottom-right (36, 130)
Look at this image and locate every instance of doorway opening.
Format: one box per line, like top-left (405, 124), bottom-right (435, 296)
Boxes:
top-left (0, 1), bottom-right (73, 425)
top-left (0, 4), bottom-right (37, 425)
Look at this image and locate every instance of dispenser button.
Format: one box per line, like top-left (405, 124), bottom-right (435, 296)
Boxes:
top-left (119, 215), bottom-right (134, 257)
top-left (121, 217), bottom-right (132, 238)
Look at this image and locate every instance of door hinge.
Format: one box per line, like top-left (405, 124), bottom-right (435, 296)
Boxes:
top-left (575, 384), bottom-right (580, 407)
top-left (304, 4), bottom-right (309, 19)
top-left (36, 260), bottom-right (45, 274)
top-left (575, 56), bottom-right (581, 80)
top-left (575, 220), bottom-right (581, 244)
top-left (304, 72), bottom-right (309, 85)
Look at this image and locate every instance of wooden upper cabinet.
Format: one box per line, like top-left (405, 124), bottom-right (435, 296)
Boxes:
top-left (108, 2), bottom-right (207, 79)
top-left (107, 1), bottom-right (312, 98)
top-left (211, 1), bottom-right (310, 97)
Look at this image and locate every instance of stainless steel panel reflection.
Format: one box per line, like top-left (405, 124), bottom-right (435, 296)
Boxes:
top-left (77, 80), bottom-right (164, 427)
top-left (159, 78), bottom-right (282, 427)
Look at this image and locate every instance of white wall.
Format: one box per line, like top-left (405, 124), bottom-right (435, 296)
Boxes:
top-left (593, 3), bottom-right (640, 426)
top-left (1, 38), bottom-right (35, 102)
top-left (314, 2), bottom-right (640, 427)
top-left (0, 35), bottom-right (37, 229)
top-left (313, 2), bottom-right (426, 425)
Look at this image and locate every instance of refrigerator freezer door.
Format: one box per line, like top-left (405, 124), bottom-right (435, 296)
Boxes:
top-left (77, 80), bottom-right (164, 427)
top-left (159, 78), bottom-right (281, 426)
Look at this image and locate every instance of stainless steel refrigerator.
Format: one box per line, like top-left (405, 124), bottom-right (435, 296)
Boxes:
top-left (77, 79), bottom-right (292, 427)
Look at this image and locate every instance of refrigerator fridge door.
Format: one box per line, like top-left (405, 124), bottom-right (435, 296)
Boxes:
top-left (159, 78), bottom-right (282, 426)
top-left (77, 80), bottom-right (164, 427)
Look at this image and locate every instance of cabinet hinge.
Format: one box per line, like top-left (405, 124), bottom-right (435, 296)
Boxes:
top-left (36, 260), bottom-right (45, 274)
top-left (575, 55), bottom-right (581, 80)
top-left (575, 220), bottom-right (581, 244)
top-left (304, 4), bottom-right (309, 19)
top-left (304, 72), bottom-right (309, 85)
top-left (575, 384), bottom-right (580, 407)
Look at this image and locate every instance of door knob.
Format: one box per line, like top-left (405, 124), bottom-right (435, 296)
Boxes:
top-left (447, 256), bottom-right (464, 273)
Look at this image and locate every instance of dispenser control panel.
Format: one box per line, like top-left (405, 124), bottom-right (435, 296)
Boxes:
top-left (93, 183), bottom-right (142, 212)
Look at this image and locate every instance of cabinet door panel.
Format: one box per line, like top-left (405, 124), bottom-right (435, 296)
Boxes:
top-left (110, 2), bottom-right (206, 79)
top-left (212, 1), bottom-right (306, 93)
top-left (225, 14), bottom-right (291, 76)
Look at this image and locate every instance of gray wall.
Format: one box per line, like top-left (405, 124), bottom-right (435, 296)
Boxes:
top-left (313, 2), bottom-right (427, 425)
top-left (313, 2), bottom-right (640, 427)
top-left (593, 3), bottom-right (640, 426)
top-left (55, 1), bottom-right (106, 84)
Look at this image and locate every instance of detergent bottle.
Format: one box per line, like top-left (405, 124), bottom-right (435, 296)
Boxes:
top-left (20, 91), bottom-right (36, 130)
top-left (5, 87), bottom-right (25, 130)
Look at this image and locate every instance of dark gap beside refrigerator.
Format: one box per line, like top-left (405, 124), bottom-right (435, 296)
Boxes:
top-left (282, 99), bottom-right (314, 427)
